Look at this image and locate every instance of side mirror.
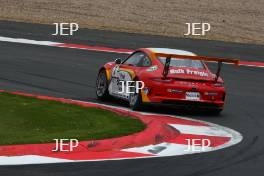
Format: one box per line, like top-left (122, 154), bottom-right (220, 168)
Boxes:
top-left (115, 58), bottom-right (122, 64)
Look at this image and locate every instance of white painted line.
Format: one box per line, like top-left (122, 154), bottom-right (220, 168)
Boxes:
top-left (123, 142), bottom-right (212, 156)
top-left (0, 36), bottom-right (62, 46)
top-left (0, 36), bottom-right (263, 68)
top-left (169, 124), bottom-right (233, 137)
top-left (239, 64), bottom-right (264, 68)
top-left (0, 155), bottom-right (71, 165)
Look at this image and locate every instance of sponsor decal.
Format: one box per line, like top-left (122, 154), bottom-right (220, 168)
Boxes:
top-left (170, 68), bottom-right (185, 74)
top-left (170, 69), bottom-right (208, 77)
top-left (146, 65), bottom-right (158, 72)
top-left (119, 72), bottom-right (126, 79)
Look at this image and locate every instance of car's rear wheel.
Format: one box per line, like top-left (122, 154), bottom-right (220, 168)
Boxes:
top-left (129, 81), bottom-right (142, 111)
top-left (96, 69), bottom-right (109, 100)
top-left (209, 109), bottom-right (223, 115)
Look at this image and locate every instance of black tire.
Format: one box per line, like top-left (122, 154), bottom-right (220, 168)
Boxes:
top-left (209, 109), bottom-right (223, 115)
top-left (128, 81), bottom-right (143, 111)
top-left (96, 69), bottom-right (109, 100)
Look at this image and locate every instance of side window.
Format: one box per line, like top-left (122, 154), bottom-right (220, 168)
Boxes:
top-left (139, 56), bottom-right (152, 67)
top-left (123, 52), bottom-right (145, 66)
top-left (123, 52), bottom-right (152, 67)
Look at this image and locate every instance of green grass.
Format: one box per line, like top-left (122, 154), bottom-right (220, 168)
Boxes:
top-left (0, 92), bottom-right (145, 145)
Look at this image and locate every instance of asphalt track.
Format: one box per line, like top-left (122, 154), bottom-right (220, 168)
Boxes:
top-left (0, 21), bottom-right (264, 176)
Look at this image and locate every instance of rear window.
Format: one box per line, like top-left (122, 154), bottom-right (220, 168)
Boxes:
top-left (158, 57), bottom-right (205, 69)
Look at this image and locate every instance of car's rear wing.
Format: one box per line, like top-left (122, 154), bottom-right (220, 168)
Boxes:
top-left (155, 53), bottom-right (239, 82)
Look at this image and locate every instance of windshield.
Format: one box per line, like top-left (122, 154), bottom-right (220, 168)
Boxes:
top-left (158, 57), bottom-right (205, 69)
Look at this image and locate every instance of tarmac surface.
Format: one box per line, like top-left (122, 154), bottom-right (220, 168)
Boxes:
top-left (0, 21), bottom-right (263, 176)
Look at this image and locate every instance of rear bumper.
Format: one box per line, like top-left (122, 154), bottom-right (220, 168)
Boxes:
top-left (161, 99), bottom-right (223, 109)
top-left (144, 97), bottom-right (224, 110)
top-left (141, 80), bottom-right (225, 110)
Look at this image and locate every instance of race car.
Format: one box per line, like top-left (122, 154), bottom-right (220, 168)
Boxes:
top-left (95, 48), bottom-right (239, 113)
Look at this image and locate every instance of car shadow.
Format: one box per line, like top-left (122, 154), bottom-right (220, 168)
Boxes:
top-left (79, 97), bottom-right (223, 119)
top-left (141, 105), bottom-right (223, 118)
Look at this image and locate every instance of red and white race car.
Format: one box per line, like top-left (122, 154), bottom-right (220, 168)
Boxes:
top-left (96, 48), bottom-right (238, 113)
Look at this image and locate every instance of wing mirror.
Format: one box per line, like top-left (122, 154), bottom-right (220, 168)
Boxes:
top-left (115, 58), bottom-right (122, 64)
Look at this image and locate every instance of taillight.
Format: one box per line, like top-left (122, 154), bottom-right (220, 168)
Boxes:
top-left (150, 78), bottom-right (173, 83)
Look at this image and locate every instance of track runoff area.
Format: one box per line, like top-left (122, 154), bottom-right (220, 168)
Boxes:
top-left (0, 90), bottom-right (242, 165)
top-left (0, 32), bottom-right (263, 165)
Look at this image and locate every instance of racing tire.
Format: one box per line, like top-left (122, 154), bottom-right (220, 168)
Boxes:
top-left (96, 69), bottom-right (109, 100)
top-left (209, 109), bottom-right (223, 115)
top-left (129, 81), bottom-right (143, 111)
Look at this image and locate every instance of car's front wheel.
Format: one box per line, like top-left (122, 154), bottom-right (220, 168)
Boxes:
top-left (129, 81), bottom-right (143, 111)
top-left (96, 69), bottom-right (109, 100)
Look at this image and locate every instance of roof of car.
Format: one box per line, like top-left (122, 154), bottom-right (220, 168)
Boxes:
top-left (146, 48), bottom-right (196, 56)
